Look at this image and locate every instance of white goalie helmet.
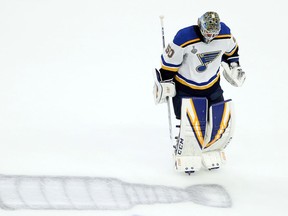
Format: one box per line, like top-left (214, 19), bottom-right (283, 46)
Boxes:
top-left (198, 11), bottom-right (221, 43)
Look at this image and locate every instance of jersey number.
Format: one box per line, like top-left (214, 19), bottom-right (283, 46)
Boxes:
top-left (165, 44), bottom-right (175, 58)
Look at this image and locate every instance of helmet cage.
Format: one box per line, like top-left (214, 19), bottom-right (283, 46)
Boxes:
top-left (198, 12), bottom-right (221, 43)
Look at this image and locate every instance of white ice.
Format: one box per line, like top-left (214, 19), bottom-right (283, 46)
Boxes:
top-left (0, 0), bottom-right (287, 216)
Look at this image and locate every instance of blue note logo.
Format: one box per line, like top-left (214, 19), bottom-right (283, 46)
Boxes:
top-left (196, 51), bottom-right (221, 72)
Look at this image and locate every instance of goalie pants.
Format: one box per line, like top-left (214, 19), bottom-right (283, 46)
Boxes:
top-left (172, 86), bottom-right (224, 120)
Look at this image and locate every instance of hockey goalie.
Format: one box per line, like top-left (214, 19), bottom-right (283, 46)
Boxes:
top-left (153, 12), bottom-right (246, 174)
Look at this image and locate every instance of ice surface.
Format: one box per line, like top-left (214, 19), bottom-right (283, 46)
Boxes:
top-left (0, 0), bottom-right (288, 216)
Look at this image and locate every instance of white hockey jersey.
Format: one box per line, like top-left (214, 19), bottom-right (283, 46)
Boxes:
top-left (160, 22), bottom-right (239, 95)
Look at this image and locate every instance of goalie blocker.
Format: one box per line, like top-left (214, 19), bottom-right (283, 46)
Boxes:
top-left (153, 69), bottom-right (176, 104)
top-left (174, 97), bottom-right (234, 173)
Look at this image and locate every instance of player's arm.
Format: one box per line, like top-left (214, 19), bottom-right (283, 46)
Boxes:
top-left (154, 41), bottom-right (184, 104)
top-left (221, 35), bottom-right (246, 87)
top-left (222, 35), bottom-right (240, 66)
top-left (159, 42), bottom-right (184, 81)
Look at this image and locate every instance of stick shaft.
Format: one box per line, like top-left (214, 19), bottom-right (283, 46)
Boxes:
top-left (160, 16), bottom-right (166, 48)
top-left (159, 16), bottom-right (173, 142)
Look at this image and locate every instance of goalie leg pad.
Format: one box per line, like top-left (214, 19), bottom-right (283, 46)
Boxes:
top-left (174, 97), bottom-right (208, 172)
top-left (180, 97), bottom-right (208, 151)
top-left (203, 100), bottom-right (234, 152)
top-left (174, 98), bottom-right (234, 172)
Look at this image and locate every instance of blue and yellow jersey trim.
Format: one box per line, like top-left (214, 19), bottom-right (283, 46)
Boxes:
top-left (173, 25), bottom-right (201, 47)
top-left (160, 55), bottom-right (181, 72)
top-left (180, 38), bottom-right (201, 48)
top-left (219, 22), bottom-right (231, 35)
top-left (214, 34), bottom-right (232, 40)
top-left (225, 44), bottom-right (238, 56)
top-left (175, 70), bottom-right (220, 90)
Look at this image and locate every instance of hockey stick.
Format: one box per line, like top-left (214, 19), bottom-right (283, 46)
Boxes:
top-left (159, 15), bottom-right (173, 142)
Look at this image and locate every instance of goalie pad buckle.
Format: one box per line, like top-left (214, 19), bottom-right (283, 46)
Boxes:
top-left (174, 155), bottom-right (202, 172)
top-left (202, 150), bottom-right (227, 170)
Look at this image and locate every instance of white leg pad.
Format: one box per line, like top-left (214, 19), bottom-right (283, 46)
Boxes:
top-left (202, 150), bottom-right (227, 170)
top-left (173, 98), bottom-right (233, 173)
top-left (174, 155), bottom-right (202, 172)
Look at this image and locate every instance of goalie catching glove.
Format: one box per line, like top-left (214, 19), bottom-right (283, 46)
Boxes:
top-left (221, 62), bottom-right (246, 87)
top-left (153, 69), bottom-right (176, 104)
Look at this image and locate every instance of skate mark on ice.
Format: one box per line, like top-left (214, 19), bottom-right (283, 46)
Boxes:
top-left (0, 174), bottom-right (231, 210)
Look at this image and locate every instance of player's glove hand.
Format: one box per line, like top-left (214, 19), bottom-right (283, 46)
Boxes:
top-left (222, 62), bottom-right (246, 87)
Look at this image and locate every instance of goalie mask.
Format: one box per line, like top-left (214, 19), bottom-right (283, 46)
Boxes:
top-left (198, 12), bottom-right (221, 44)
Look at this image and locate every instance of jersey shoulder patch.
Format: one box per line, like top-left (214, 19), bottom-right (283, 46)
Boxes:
top-left (173, 25), bottom-right (201, 47)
